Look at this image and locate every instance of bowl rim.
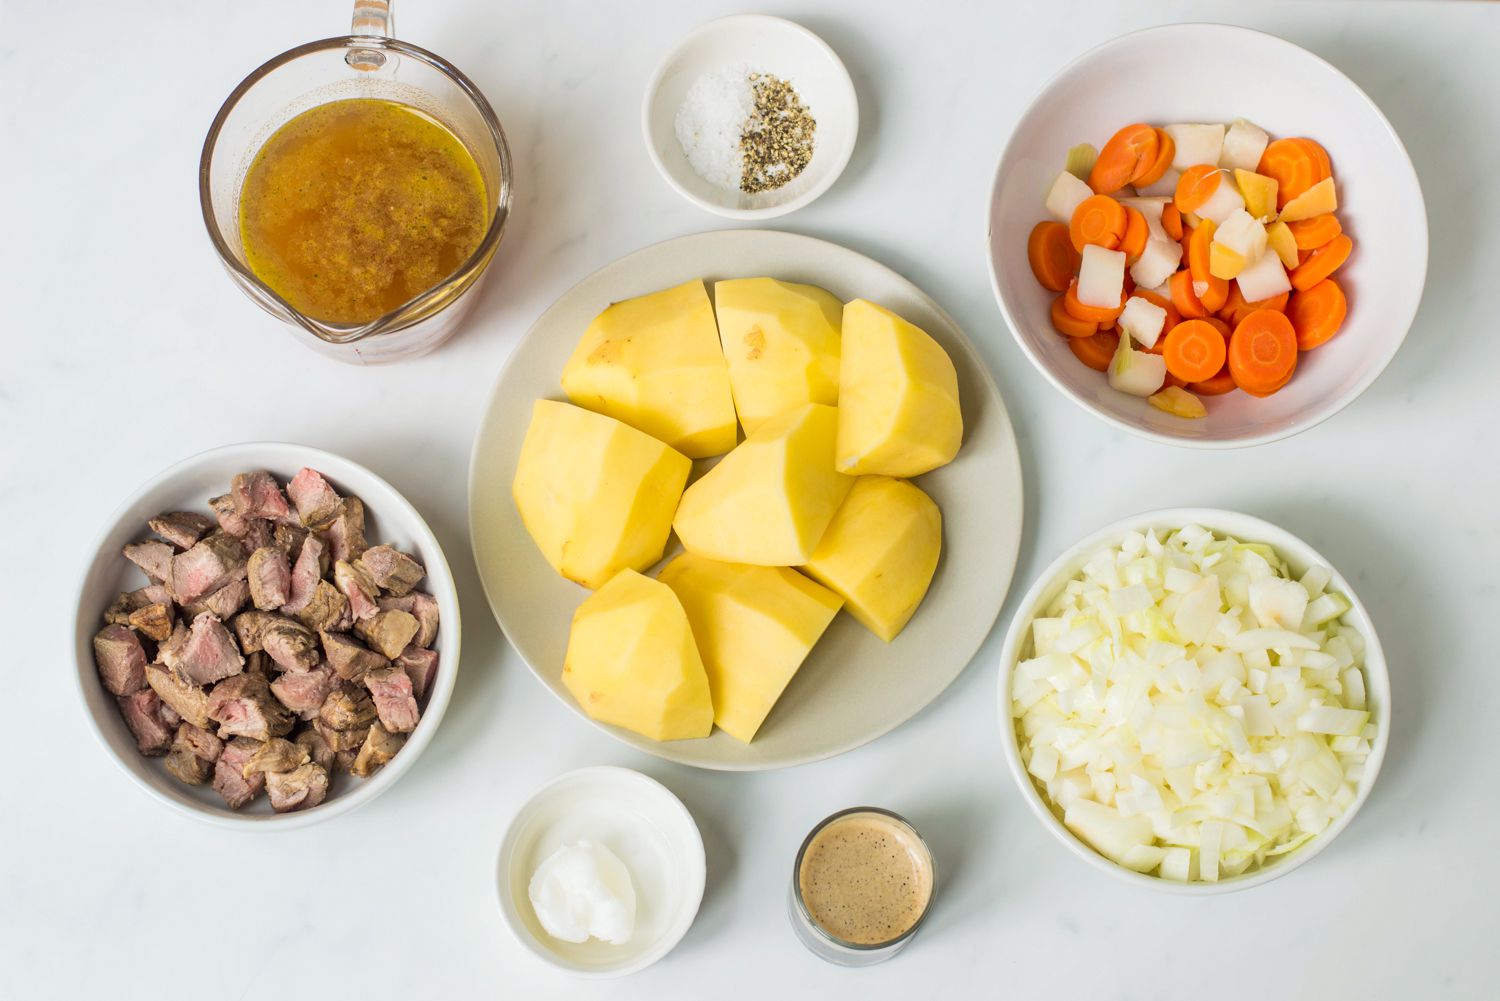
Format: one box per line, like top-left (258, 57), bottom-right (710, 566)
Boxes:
top-left (984, 21), bottom-right (1429, 449)
top-left (640, 13), bottom-right (859, 220)
top-left (494, 765), bottom-right (707, 977)
top-left (72, 440), bottom-right (461, 830)
top-left (995, 506), bottom-right (1391, 894)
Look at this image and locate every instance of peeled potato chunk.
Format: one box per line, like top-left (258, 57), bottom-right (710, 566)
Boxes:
top-left (562, 569), bottom-right (713, 741)
top-left (713, 277), bottom-right (842, 435)
top-left (801, 476), bottom-right (942, 642)
top-left (674, 403), bottom-right (853, 566)
top-left (513, 400), bottom-right (691, 589)
top-left (561, 280), bottom-right (738, 458)
top-left (835, 299), bottom-right (962, 477)
top-left (659, 553), bottom-right (842, 743)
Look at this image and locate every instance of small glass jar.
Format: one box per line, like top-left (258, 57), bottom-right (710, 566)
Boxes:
top-left (787, 807), bottom-right (936, 966)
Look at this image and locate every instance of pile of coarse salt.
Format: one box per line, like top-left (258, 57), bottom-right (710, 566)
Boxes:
top-left (674, 64), bottom-right (757, 192)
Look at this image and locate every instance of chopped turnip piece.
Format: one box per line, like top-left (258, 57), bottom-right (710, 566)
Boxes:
top-left (1214, 208), bottom-right (1268, 261)
top-left (1045, 170), bottom-right (1093, 222)
top-left (1119, 295), bottom-right (1168, 349)
top-left (1220, 118), bottom-right (1270, 172)
top-left (1235, 248), bottom-right (1292, 302)
top-left (1197, 173), bottom-right (1246, 224)
top-left (1135, 167), bottom-right (1180, 198)
top-left (1108, 334), bottom-right (1166, 397)
top-left (1077, 244), bottom-right (1125, 308)
top-left (1129, 237), bottom-right (1182, 290)
top-left (1120, 197), bottom-right (1171, 241)
top-left (1165, 123), bottom-right (1225, 169)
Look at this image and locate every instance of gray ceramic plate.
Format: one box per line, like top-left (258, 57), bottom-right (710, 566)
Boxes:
top-left (468, 230), bottom-right (1023, 770)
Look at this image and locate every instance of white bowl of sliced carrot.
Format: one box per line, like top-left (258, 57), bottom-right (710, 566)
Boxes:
top-left (986, 23), bottom-right (1427, 447)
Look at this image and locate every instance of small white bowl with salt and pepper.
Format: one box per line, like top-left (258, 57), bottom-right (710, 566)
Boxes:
top-left (643, 14), bottom-right (858, 219)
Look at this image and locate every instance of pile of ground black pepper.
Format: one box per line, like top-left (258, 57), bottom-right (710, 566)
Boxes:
top-left (739, 72), bottom-right (816, 194)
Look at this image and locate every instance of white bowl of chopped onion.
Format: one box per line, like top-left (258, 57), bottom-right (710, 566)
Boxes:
top-left (998, 509), bottom-right (1389, 892)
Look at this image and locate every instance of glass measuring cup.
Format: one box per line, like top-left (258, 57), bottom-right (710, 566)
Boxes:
top-left (199, 0), bottom-right (512, 364)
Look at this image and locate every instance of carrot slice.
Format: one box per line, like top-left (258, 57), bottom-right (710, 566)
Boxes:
top-left (1295, 137), bottom-right (1333, 181)
top-left (1051, 294), bottom-right (1099, 338)
top-left (1287, 278), bottom-right (1347, 351)
top-left (1228, 309), bottom-right (1298, 394)
top-left (1120, 206), bottom-right (1149, 262)
top-left (1291, 234), bottom-right (1353, 291)
top-left (1188, 220), bottom-right (1217, 285)
top-left (1175, 165), bottom-right (1221, 214)
top-left (1218, 282), bottom-right (1248, 324)
top-left (1198, 275), bottom-right (1229, 314)
top-left (1163, 319), bottom-right (1228, 383)
top-left (1161, 202), bottom-right (1184, 241)
top-left (1089, 124), bottom-right (1159, 194)
top-left (1064, 278), bottom-right (1126, 324)
top-left (1068, 329), bottom-right (1119, 371)
top-left (1202, 316), bottom-right (1232, 339)
top-left (1028, 221), bottom-right (1082, 291)
top-left (1190, 365), bottom-right (1238, 396)
top-left (1287, 214), bottom-right (1342, 251)
top-left (1258, 139), bottom-right (1320, 209)
top-left (1069, 194), bottom-right (1128, 252)
top-left (1169, 269), bottom-right (1208, 319)
top-left (1134, 128), bottom-right (1177, 188)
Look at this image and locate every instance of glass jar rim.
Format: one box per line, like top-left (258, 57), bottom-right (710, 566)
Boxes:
top-left (197, 34), bottom-right (513, 344)
top-left (790, 806), bottom-right (937, 952)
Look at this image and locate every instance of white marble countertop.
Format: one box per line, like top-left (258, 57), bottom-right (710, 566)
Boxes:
top-left (4, 1), bottom-right (1498, 997)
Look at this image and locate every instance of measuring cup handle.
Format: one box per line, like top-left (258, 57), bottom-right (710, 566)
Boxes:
top-left (352, 0), bottom-right (393, 37)
top-left (347, 0), bottom-right (393, 70)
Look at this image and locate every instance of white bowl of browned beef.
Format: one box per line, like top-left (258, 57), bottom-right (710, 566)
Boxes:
top-left (74, 443), bottom-right (460, 828)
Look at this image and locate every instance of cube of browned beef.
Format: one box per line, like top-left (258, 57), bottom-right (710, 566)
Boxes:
top-left (363, 667), bottom-right (420, 733)
top-left (320, 631), bottom-right (386, 682)
top-left (123, 540), bottom-right (175, 583)
top-left (149, 511), bottom-right (215, 550)
top-left (241, 519), bottom-right (275, 555)
top-left (247, 546), bottom-right (291, 610)
top-left (185, 578), bottom-right (250, 622)
top-left (164, 722), bottom-right (222, 785)
top-left (117, 688), bottom-right (174, 755)
top-left (293, 580), bottom-right (349, 634)
top-left (288, 468), bottom-right (343, 529)
top-left (396, 645), bottom-right (440, 702)
top-left (231, 470), bottom-right (291, 522)
top-left (324, 497), bottom-right (367, 564)
top-left (94, 624), bottom-right (147, 696)
top-left (351, 722), bottom-right (406, 777)
top-left (333, 560), bottom-right (380, 621)
top-left (208, 672), bottom-right (293, 741)
top-left (294, 727), bottom-right (335, 773)
top-left (172, 612), bottom-right (245, 686)
top-left (355, 609), bottom-right (419, 660)
top-left (281, 535), bottom-right (327, 614)
top-left (270, 663), bottom-right (337, 716)
top-left (127, 602), bottom-right (174, 642)
top-left (170, 532), bottom-right (248, 605)
top-left (145, 663), bottom-right (211, 728)
top-left (274, 522), bottom-right (309, 557)
top-left (266, 762), bottom-right (329, 813)
top-left (262, 618), bottom-right (320, 672)
top-left (242, 737), bottom-right (310, 777)
top-left (319, 683), bottom-right (377, 732)
top-left (108, 584), bottom-right (175, 626)
top-left (378, 592), bottom-right (439, 648)
top-left (209, 493), bottom-right (250, 538)
top-left (213, 736), bottom-right (265, 809)
top-left (230, 610), bottom-right (282, 653)
top-left (355, 545), bottom-right (425, 597)
top-left (315, 719), bottom-right (370, 754)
